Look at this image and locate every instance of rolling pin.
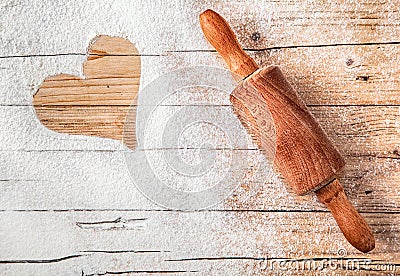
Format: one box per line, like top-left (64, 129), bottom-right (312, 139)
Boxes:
top-left (199, 9), bottom-right (375, 253)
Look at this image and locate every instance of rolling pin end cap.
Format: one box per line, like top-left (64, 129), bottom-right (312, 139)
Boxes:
top-left (316, 179), bottom-right (375, 253)
top-left (358, 236), bottom-right (375, 253)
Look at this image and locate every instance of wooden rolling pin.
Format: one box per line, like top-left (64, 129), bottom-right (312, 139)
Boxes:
top-left (200, 9), bottom-right (375, 253)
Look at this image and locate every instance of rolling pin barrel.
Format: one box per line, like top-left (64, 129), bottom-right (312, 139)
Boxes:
top-left (200, 9), bottom-right (375, 253)
top-left (233, 65), bottom-right (345, 195)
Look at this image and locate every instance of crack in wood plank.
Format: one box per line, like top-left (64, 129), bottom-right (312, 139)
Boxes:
top-left (80, 250), bottom-right (169, 254)
top-left (2, 209), bottom-right (400, 214)
top-left (76, 217), bottom-right (147, 230)
top-left (0, 254), bottom-right (83, 264)
top-left (1, 40), bottom-right (400, 59)
top-left (82, 270), bottom-right (199, 276)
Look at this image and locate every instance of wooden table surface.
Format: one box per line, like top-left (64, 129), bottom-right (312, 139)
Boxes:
top-left (1, 0), bottom-right (399, 275)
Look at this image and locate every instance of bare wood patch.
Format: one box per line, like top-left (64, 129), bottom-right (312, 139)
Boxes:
top-left (33, 36), bottom-right (140, 149)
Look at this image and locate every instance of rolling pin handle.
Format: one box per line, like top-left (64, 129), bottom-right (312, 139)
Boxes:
top-left (199, 9), bottom-right (259, 78)
top-left (315, 179), bottom-right (375, 253)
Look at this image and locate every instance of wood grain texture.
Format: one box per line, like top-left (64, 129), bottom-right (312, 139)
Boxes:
top-left (33, 35), bottom-right (140, 149)
top-left (1, 0), bottom-right (400, 274)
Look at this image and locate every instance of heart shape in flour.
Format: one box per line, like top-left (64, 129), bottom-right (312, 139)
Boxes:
top-left (33, 35), bottom-right (140, 149)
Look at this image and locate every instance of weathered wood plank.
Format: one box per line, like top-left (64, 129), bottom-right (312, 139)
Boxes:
top-left (1, 0), bottom-right (400, 56)
top-left (0, 211), bottom-right (399, 275)
top-left (254, 44), bottom-right (400, 106)
top-left (0, 148), bottom-right (398, 212)
top-left (2, 45), bottom-right (400, 107)
top-left (1, 105), bottom-right (398, 156)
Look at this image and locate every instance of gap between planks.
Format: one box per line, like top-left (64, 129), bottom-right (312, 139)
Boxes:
top-left (2, 40), bottom-right (400, 58)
